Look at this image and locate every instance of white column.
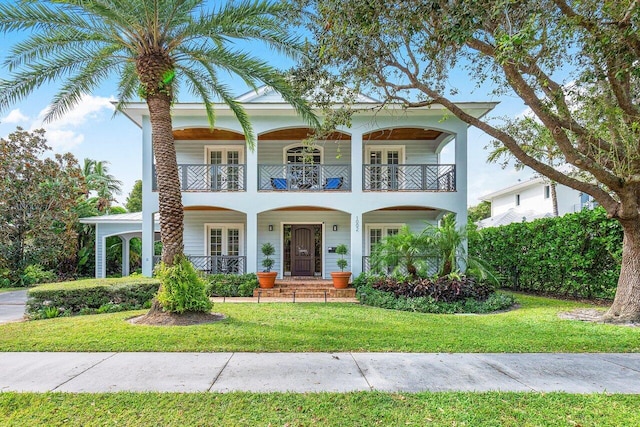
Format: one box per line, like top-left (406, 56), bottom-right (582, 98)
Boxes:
top-left (99, 235), bottom-right (107, 279)
top-left (142, 212), bottom-right (155, 276)
top-left (350, 129), bottom-right (363, 194)
top-left (95, 224), bottom-right (104, 279)
top-left (349, 211), bottom-right (364, 277)
top-left (245, 211), bottom-right (258, 274)
top-left (246, 135), bottom-right (258, 194)
top-left (121, 236), bottom-right (131, 277)
top-left (454, 124), bottom-right (468, 271)
top-left (141, 115), bottom-right (157, 277)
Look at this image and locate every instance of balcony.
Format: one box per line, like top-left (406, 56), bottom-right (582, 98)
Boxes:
top-left (363, 164), bottom-right (456, 192)
top-left (153, 255), bottom-right (247, 274)
top-left (152, 164), bottom-right (246, 192)
top-left (258, 164), bottom-right (351, 191)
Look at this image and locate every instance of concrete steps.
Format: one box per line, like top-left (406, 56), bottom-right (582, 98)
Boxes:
top-left (252, 278), bottom-right (356, 299)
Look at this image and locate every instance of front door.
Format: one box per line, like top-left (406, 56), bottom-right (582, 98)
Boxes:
top-left (291, 225), bottom-right (315, 276)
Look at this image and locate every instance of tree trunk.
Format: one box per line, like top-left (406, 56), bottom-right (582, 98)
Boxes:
top-left (550, 182), bottom-right (558, 217)
top-left (602, 219), bottom-right (640, 323)
top-left (146, 93), bottom-right (184, 266)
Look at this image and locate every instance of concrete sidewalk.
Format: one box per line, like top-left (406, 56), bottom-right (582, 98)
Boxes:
top-left (1, 352), bottom-right (639, 393)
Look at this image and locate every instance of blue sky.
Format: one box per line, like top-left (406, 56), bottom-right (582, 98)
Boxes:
top-left (0, 5), bottom-right (533, 207)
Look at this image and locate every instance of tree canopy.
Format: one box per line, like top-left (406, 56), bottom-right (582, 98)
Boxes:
top-left (298, 0), bottom-right (640, 322)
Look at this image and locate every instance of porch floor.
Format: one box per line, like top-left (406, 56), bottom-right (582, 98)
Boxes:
top-left (251, 278), bottom-right (357, 299)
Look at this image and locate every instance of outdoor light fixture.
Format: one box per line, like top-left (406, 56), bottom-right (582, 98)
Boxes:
top-left (268, 224), bottom-right (274, 231)
top-left (333, 225), bottom-right (338, 231)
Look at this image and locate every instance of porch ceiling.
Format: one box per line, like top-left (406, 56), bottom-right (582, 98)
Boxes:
top-left (377, 206), bottom-right (436, 211)
top-left (173, 128), bottom-right (245, 140)
top-left (363, 128), bottom-right (444, 141)
top-left (259, 128), bottom-right (350, 141)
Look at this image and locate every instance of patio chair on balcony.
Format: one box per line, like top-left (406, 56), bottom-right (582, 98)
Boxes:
top-left (271, 178), bottom-right (287, 190)
top-left (323, 177), bottom-right (343, 190)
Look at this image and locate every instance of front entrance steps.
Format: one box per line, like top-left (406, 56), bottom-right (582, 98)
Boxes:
top-left (252, 278), bottom-right (357, 299)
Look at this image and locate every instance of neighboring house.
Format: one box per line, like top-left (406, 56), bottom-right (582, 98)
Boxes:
top-left (476, 177), bottom-right (597, 228)
top-left (82, 87), bottom-right (495, 278)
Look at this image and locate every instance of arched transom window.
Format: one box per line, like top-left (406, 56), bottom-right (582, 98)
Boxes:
top-left (285, 146), bottom-right (322, 164)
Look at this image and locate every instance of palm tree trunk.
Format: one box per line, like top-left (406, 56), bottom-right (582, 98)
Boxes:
top-left (146, 93), bottom-right (183, 266)
top-left (550, 182), bottom-right (558, 216)
top-left (603, 218), bottom-right (640, 323)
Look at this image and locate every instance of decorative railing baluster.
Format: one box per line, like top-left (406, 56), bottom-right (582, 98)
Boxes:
top-left (152, 164), bottom-right (246, 192)
top-left (362, 164), bottom-right (456, 191)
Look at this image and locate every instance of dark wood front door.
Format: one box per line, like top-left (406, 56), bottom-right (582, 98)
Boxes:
top-left (291, 225), bottom-right (315, 276)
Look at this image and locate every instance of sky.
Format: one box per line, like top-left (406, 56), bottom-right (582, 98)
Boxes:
top-left (0, 5), bottom-right (534, 208)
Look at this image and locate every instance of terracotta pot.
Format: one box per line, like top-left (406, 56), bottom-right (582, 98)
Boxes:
top-left (257, 271), bottom-right (277, 288)
top-left (330, 271), bottom-right (352, 289)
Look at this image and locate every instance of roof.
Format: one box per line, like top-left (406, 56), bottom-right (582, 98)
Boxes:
top-left (480, 177), bottom-right (545, 201)
top-left (476, 208), bottom-right (552, 229)
top-left (118, 85), bottom-right (498, 128)
top-left (79, 212), bottom-right (145, 224)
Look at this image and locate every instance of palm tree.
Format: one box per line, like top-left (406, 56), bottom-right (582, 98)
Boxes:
top-left (0, 0), bottom-right (317, 267)
top-left (82, 158), bottom-right (123, 212)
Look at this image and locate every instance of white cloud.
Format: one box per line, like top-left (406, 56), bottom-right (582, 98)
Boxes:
top-left (29, 94), bottom-right (115, 152)
top-left (44, 129), bottom-right (85, 152)
top-left (2, 108), bottom-right (29, 124)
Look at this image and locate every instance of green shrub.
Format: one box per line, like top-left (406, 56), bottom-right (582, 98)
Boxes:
top-left (19, 264), bottom-right (57, 287)
top-left (156, 256), bottom-right (213, 314)
top-left (469, 207), bottom-right (622, 299)
top-left (27, 277), bottom-right (160, 318)
top-left (354, 273), bottom-right (515, 314)
top-left (205, 273), bottom-right (258, 297)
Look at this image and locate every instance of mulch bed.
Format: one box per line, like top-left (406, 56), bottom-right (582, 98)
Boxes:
top-left (128, 311), bottom-right (226, 326)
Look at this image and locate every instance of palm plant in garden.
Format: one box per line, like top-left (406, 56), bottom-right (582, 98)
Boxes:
top-left (0, 0), bottom-right (317, 313)
top-left (370, 225), bottom-right (431, 278)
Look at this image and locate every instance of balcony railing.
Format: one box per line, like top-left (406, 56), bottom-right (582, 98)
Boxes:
top-left (153, 255), bottom-right (246, 274)
top-left (362, 255), bottom-right (440, 276)
top-left (258, 164), bottom-right (351, 191)
top-left (152, 164), bottom-right (246, 192)
top-left (363, 164), bottom-right (456, 192)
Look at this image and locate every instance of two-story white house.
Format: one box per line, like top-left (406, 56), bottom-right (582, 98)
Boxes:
top-left (83, 87), bottom-right (495, 279)
top-left (476, 176), bottom-right (597, 228)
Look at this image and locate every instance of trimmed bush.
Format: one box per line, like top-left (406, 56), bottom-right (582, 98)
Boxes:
top-left (205, 273), bottom-right (258, 297)
top-left (27, 276), bottom-right (160, 318)
top-left (353, 273), bottom-right (515, 314)
top-left (155, 256), bottom-right (213, 313)
top-left (469, 207), bottom-right (622, 299)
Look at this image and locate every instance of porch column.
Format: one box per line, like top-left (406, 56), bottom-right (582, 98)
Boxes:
top-left (246, 136), bottom-right (258, 194)
top-left (142, 212), bottom-right (155, 277)
top-left (246, 212), bottom-right (258, 274)
top-left (350, 129), bottom-right (363, 193)
top-left (454, 124), bottom-right (468, 271)
top-left (121, 236), bottom-right (131, 277)
top-left (95, 224), bottom-right (105, 279)
top-left (350, 211), bottom-right (364, 277)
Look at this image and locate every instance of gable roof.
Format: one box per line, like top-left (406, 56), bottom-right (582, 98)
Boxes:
top-left (234, 85), bottom-right (380, 103)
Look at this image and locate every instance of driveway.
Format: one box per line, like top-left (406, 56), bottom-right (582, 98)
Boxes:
top-left (0, 290), bottom-right (27, 324)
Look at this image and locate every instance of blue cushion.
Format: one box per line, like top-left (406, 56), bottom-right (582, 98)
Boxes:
top-left (325, 177), bottom-right (343, 189)
top-left (271, 178), bottom-right (287, 190)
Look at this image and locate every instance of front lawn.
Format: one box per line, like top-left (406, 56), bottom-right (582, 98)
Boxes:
top-left (1, 391), bottom-right (639, 426)
top-left (1, 294), bottom-right (638, 352)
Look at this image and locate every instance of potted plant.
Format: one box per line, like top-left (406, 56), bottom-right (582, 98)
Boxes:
top-left (330, 244), bottom-right (351, 289)
top-left (257, 242), bottom-right (277, 288)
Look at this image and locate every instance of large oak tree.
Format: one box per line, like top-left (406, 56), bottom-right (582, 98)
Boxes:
top-left (299, 0), bottom-right (640, 322)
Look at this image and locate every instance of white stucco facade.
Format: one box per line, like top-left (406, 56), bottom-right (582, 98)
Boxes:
top-left (477, 177), bottom-right (596, 228)
top-left (85, 88), bottom-right (495, 278)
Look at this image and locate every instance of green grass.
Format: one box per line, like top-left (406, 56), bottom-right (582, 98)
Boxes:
top-left (1, 392), bottom-right (639, 426)
top-left (1, 294), bottom-right (638, 352)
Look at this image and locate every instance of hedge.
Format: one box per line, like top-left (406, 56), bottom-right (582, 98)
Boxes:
top-left (204, 273), bottom-right (258, 297)
top-left (27, 277), bottom-right (160, 318)
top-left (469, 207), bottom-right (622, 299)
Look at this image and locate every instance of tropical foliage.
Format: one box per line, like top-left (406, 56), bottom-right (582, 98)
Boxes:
top-left (470, 207), bottom-right (623, 300)
top-left (0, 0), bottom-right (318, 273)
top-left (0, 128), bottom-right (84, 285)
top-left (155, 256), bottom-right (212, 314)
top-left (125, 180), bottom-right (143, 213)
